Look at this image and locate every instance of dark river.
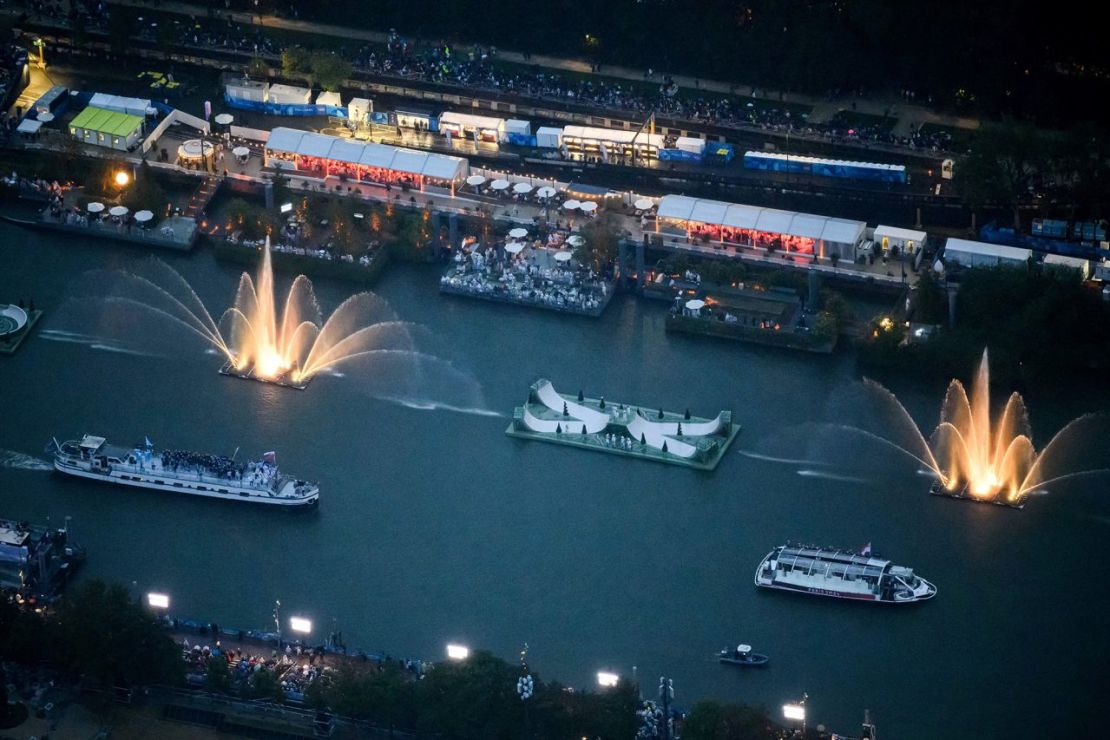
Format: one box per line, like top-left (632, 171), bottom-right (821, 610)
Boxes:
top-left (1, 221), bottom-right (1106, 738)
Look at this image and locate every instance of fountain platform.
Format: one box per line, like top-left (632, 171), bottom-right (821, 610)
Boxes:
top-left (928, 481), bottom-right (1025, 510)
top-left (506, 379), bottom-right (740, 471)
top-left (219, 361), bottom-right (309, 390)
top-left (0, 306), bottom-right (41, 356)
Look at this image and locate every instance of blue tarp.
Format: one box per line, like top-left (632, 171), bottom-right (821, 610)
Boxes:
top-left (979, 222), bottom-right (1110, 261)
top-left (224, 93), bottom-right (347, 118)
top-left (658, 148), bottom-right (702, 162)
top-left (506, 133), bottom-right (537, 147)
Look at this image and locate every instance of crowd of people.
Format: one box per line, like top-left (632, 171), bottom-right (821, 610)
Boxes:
top-left (181, 639), bottom-right (331, 703)
top-left (441, 234), bottom-right (611, 315)
top-left (158, 449), bottom-right (276, 485)
top-left (23, 4), bottom-right (964, 154)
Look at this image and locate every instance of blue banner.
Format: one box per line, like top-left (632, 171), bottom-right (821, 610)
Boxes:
top-left (224, 94), bottom-right (348, 119)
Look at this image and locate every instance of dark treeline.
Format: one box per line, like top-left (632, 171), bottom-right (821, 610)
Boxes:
top-left (241, 0), bottom-right (1110, 127)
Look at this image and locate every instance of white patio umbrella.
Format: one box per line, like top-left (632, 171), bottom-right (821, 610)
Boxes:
top-left (562, 199), bottom-right (581, 210)
top-left (232, 146), bottom-right (250, 158)
top-left (214, 113), bottom-right (234, 125)
top-left (490, 179), bottom-right (510, 191)
top-left (109, 205), bottom-right (129, 217)
top-left (509, 227), bottom-right (528, 239)
top-left (579, 201), bottom-right (598, 213)
top-left (86, 202), bottom-right (105, 213)
top-left (685, 299), bottom-right (706, 310)
top-left (634, 198), bottom-right (654, 210)
top-left (465, 175), bottom-right (486, 187)
top-left (513, 182), bottom-right (533, 195)
top-left (536, 186), bottom-right (557, 199)
top-left (554, 251), bottom-right (573, 262)
top-left (37, 112), bottom-right (55, 123)
top-left (566, 235), bottom-right (586, 247)
top-left (504, 242), bottom-right (525, 254)
top-left (134, 210), bottom-right (154, 223)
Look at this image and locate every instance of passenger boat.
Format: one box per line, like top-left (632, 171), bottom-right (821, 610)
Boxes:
top-left (718, 644), bottom-right (768, 667)
top-left (754, 543), bottom-right (935, 603)
top-left (51, 435), bottom-right (319, 507)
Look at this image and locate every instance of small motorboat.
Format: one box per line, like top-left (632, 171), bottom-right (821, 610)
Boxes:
top-left (718, 644), bottom-right (769, 667)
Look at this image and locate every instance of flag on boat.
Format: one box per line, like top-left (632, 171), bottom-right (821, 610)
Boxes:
top-left (43, 438), bottom-right (61, 454)
top-left (860, 542), bottom-right (872, 557)
top-left (144, 436), bottom-right (153, 448)
top-left (262, 451), bottom-right (276, 464)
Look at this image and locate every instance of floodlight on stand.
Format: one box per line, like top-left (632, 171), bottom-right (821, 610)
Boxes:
top-left (280, 202), bottom-right (294, 213)
top-left (783, 703), bottom-right (806, 721)
top-left (446, 643), bottom-right (470, 660)
top-left (289, 616), bottom-right (312, 634)
top-left (146, 592), bottom-right (170, 609)
top-left (596, 671), bottom-right (619, 688)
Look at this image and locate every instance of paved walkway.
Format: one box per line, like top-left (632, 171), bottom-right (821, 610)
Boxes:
top-left (108, 0), bottom-right (979, 136)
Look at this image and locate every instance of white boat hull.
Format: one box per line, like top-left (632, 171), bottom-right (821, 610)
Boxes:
top-left (54, 460), bottom-right (318, 508)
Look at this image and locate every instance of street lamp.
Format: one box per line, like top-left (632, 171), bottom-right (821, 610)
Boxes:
top-left (146, 592), bottom-right (170, 609)
top-left (446, 643), bottom-right (470, 660)
top-left (32, 38), bottom-right (45, 67)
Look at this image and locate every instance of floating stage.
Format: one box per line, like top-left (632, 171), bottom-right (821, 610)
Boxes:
top-left (506, 379), bottom-right (740, 470)
top-left (928, 481), bottom-right (1025, 510)
top-left (219, 361), bottom-right (309, 390)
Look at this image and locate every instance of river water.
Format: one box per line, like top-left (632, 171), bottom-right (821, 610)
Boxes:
top-left (1, 222), bottom-right (1106, 738)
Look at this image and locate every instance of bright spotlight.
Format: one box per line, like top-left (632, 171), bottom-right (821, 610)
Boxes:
top-left (783, 703), bottom-right (806, 721)
top-left (280, 202), bottom-right (293, 213)
top-left (114, 170), bottom-right (131, 187)
top-left (596, 671), bottom-right (619, 687)
top-left (446, 643), bottom-right (470, 660)
top-left (289, 616), bottom-right (312, 634)
top-left (146, 592), bottom-right (170, 609)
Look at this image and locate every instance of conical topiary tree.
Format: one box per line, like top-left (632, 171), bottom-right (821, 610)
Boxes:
top-left (662, 441), bottom-right (668, 453)
top-left (578, 389), bottom-right (584, 402)
top-left (556, 423), bottom-right (562, 434)
top-left (658, 407), bottom-right (664, 419)
top-left (563, 401), bottom-right (569, 416)
top-left (677, 422), bottom-right (683, 436)
top-left (599, 397), bottom-right (606, 409)
top-left (640, 433), bottom-right (646, 445)
top-left (684, 408), bottom-right (691, 420)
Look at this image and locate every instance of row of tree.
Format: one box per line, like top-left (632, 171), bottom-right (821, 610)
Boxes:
top-left (863, 264), bottom-right (1110, 387)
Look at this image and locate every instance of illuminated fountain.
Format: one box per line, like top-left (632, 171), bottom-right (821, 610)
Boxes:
top-left (927, 350), bottom-right (1036, 506)
top-left (828, 349), bottom-right (1106, 509)
top-left (75, 238), bottom-right (486, 408)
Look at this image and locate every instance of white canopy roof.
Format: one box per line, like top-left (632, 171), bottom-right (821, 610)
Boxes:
top-left (722, 204), bottom-right (762, 229)
top-left (755, 209), bottom-right (795, 235)
top-left (266, 128), bottom-right (466, 181)
top-left (787, 213), bottom-right (827, 241)
top-left (822, 218), bottom-right (866, 246)
top-left (315, 90), bottom-right (342, 107)
top-left (438, 110), bottom-right (505, 131)
top-left (327, 138), bottom-right (365, 165)
top-left (89, 92), bottom-right (151, 117)
top-left (657, 195), bottom-right (699, 222)
top-left (16, 118), bottom-right (42, 134)
top-left (265, 127), bottom-right (307, 154)
top-left (563, 124), bottom-right (664, 148)
top-left (945, 238), bottom-right (1032, 263)
top-left (297, 132), bottom-right (337, 159)
top-left (874, 225), bottom-right (927, 242)
top-left (657, 194), bottom-right (866, 247)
